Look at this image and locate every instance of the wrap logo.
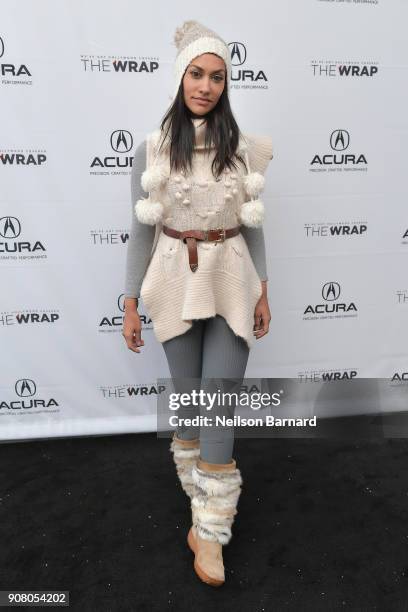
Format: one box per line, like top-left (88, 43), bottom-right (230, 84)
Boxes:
top-left (90, 130), bottom-right (134, 174)
top-left (0, 216), bottom-right (47, 260)
top-left (0, 147), bottom-right (47, 166)
top-left (396, 290), bottom-right (408, 305)
top-left (90, 225), bottom-right (130, 246)
top-left (0, 302), bottom-right (60, 327)
top-left (304, 220), bottom-right (368, 238)
top-left (228, 41), bottom-right (268, 89)
top-left (0, 379), bottom-right (59, 412)
top-left (310, 130), bottom-right (367, 170)
top-left (303, 282), bottom-right (358, 319)
top-left (99, 382), bottom-right (165, 399)
top-left (298, 368), bottom-right (358, 381)
top-left (311, 59), bottom-right (379, 78)
top-left (80, 53), bottom-right (159, 75)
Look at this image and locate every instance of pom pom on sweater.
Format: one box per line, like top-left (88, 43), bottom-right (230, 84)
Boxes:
top-left (239, 199), bottom-right (264, 228)
top-left (135, 198), bottom-right (163, 225)
top-left (243, 172), bottom-right (265, 197)
top-left (141, 165), bottom-right (168, 192)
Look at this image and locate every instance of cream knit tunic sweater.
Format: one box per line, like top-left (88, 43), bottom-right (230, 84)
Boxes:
top-left (138, 119), bottom-right (273, 349)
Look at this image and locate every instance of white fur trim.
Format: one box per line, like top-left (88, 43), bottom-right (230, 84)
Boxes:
top-left (191, 464), bottom-right (243, 545)
top-left (135, 198), bottom-right (163, 225)
top-left (239, 199), bottom-right (265, 228)
top-left (197, 525), bottom-right (231, 545)
top-left (141, 165), bottom-right (168, 192)
top-left (244, 172), bottom-right (265, 197)
top-left (192, 467), bottom-right (242, 497)
top-left (169, 440), bottom-right (200, 460)
top-left (169, 439), bottom-right (200, 499)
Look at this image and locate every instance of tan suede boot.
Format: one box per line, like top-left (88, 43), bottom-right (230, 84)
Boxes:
top-left (169, 432), bottom-right (200, 499)
top-left (188, 457), bottom-right (243, 587)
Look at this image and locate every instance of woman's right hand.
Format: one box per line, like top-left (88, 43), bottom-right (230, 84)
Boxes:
top-left (122, 298), bottom-right (145, 353)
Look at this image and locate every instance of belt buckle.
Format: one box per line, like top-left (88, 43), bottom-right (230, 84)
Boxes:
top-left (214, 228), bottom-right (226, 243)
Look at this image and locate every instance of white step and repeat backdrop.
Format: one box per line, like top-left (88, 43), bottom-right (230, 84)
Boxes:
top-left (1, 0), bottom-right (407, 441)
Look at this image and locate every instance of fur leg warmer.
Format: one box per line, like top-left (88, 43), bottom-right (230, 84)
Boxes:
top-left (169, 433), bottom-right (200, 499)
top-left (191, 458), bottom-right (243, 546)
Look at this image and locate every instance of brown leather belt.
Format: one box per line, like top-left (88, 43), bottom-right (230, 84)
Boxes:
top-left (162, 225), bottom-right (241, 272)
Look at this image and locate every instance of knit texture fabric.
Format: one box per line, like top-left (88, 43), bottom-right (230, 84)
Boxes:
top-left (172, 20), bottom-right (231, 101)
top-left (124, 140), bottom-right (269, 298)
top-left (138, 119), bottom-right (273, 349)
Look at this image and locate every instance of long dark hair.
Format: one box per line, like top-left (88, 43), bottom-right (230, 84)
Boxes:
top-left (157, 76), bottom-right (247, 180)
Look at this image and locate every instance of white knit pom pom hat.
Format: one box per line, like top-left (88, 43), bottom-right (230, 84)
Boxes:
top-left (172, 20), bottom-right (231, 102)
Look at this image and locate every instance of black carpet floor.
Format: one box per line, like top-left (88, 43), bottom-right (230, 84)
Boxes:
top-left (1, 422), bottom-right (408, 611)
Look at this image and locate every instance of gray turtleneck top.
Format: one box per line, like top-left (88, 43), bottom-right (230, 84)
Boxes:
top-left (124, 140), bottom-right (268, 299)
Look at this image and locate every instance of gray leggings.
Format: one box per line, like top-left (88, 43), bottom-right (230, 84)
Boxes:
top-left (162, 315), bottom-right (250, 464)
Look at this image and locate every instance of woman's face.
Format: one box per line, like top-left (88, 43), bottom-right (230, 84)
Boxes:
top-left (182, 53), bottom-right (226, 116)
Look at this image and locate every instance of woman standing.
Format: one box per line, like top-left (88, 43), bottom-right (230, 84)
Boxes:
top-left (123, 20), bottom-right (273, 587)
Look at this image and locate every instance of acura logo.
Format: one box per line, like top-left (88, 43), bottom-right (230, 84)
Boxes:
top-left (15, 379), bottom-right (36, 397)
top-left (118, 294), bottom-right (125, 312)
top-left (0, 216), bottom-right (21, 238)
top-left (110, 130), bottom-right (133, 153)
top-left (0, 37), bottom-right (4, 59)
top-left (322, 282), bottom-right (341, 301)
top-left (330, 130), bottom-right (350, 152)
top-left (228, 42), bottom-right (246, 66)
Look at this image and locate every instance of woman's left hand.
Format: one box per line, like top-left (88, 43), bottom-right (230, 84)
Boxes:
top-left (253, 282), bottom-right (271, 339)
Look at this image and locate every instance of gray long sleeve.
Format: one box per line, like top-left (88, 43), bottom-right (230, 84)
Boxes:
top-left (124, 141), bottom-right (268, 298)
top-left (124, 141), bottom-right (156, 299)
top-left (240, 225), bottom-right (268, 282)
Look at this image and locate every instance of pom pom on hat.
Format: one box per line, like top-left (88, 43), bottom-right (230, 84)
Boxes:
top-left (174, 20), bottom-right (198, 49)
top-left (239, 199), bottom-right (265, 228)
top-left (135, 198), bottom-right (163, 225)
